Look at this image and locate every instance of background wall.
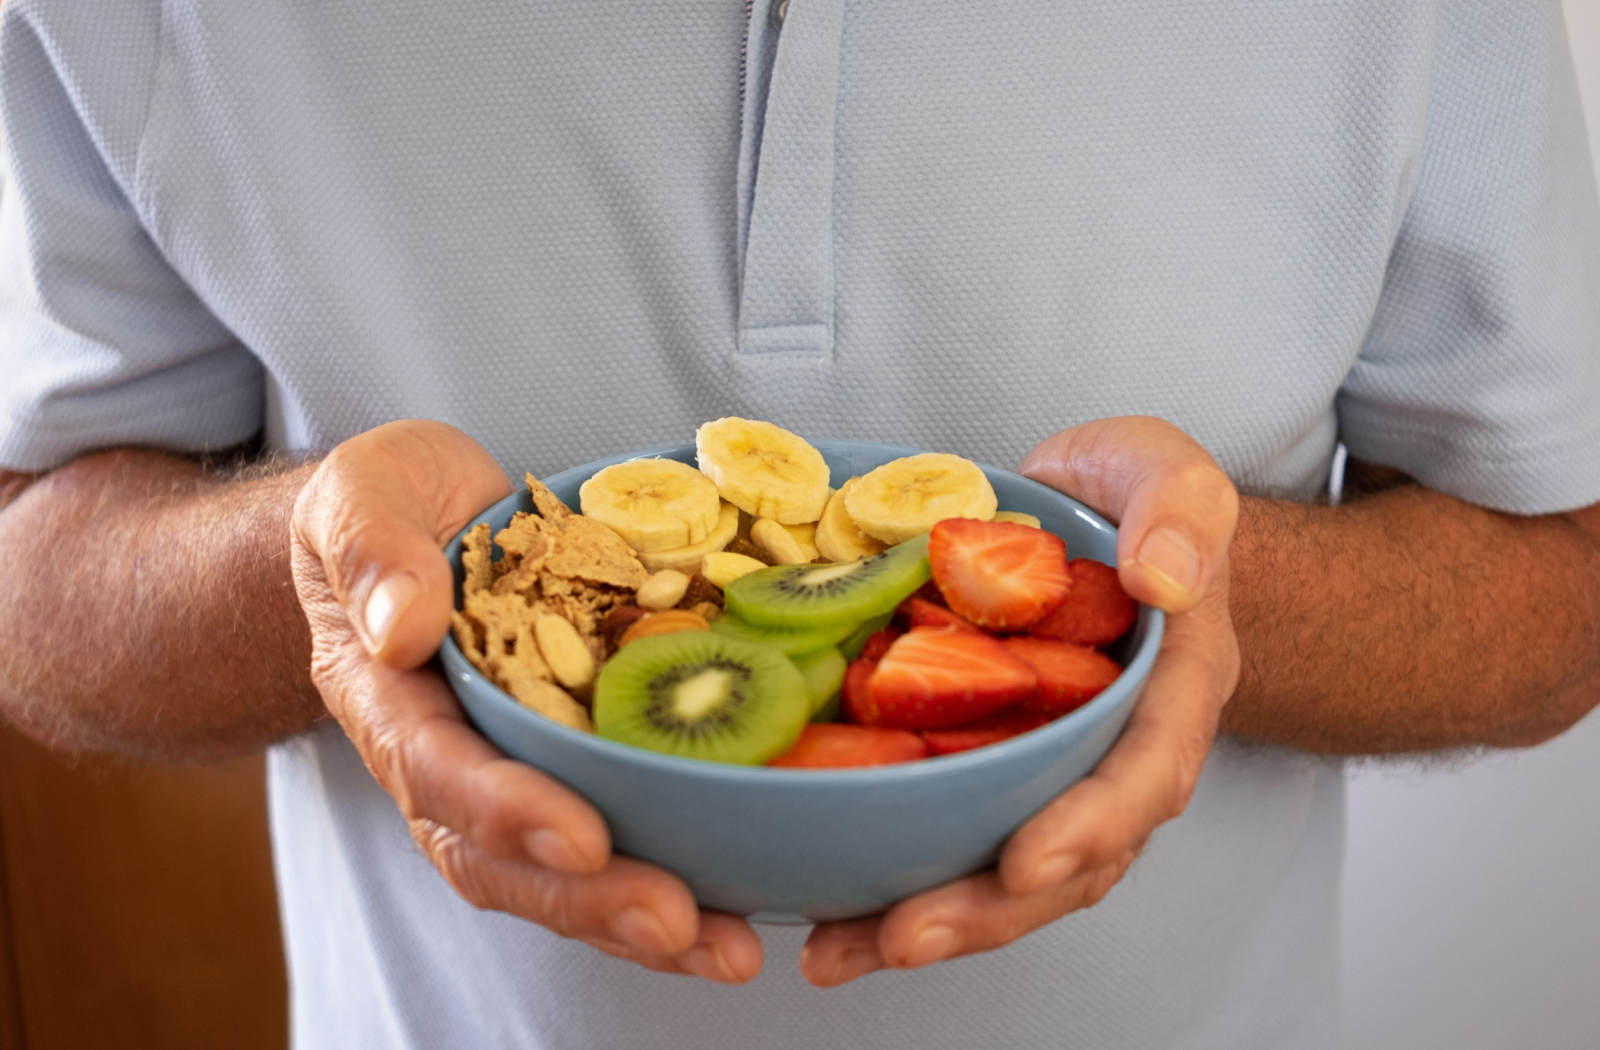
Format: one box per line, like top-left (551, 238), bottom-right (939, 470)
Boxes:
top-left (1340, 6), bottom-right (1600, 1046)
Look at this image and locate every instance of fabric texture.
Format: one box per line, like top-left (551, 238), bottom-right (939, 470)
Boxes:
top-left (1, 0), bottom-right (1598, 1046)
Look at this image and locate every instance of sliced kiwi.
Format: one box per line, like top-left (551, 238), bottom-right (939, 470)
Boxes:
top-left (593, 632), bottom-right (809, 765)
top-left (791, 646), bottom-right (847, 718)
top-left (710, 611), bottom-right (858, 656)
top-left (838, 612), bottom-right (894, 660)
top-left (724, 534), bottom-right (931, 630)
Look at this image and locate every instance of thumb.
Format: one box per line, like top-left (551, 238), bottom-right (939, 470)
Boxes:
top-left (1016, 416), bottom-right (1238, 614)
top-left (292, 419), bottom-right (514, 668)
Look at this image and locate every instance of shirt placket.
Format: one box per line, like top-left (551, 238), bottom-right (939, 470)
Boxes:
top-left (735, 0), bottom-right (845, 357)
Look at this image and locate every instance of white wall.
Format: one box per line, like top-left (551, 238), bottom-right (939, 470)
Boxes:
top-left (1340, 5), bottom-right (1600, 1046)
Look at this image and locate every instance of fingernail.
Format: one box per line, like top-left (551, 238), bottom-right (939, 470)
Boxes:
top-left (904, 923), bottom-right (959, 968)
top-left (524, 829), bottom-right (584, 872)
top-left (612, 905), bottom-right (674, 954)
top-left (1132, 528), bottom-right (1201, 604)
top-left (683, 942), bottom-right (739, 983)
top-left (1026, 851), bottom-right (1079, 892)
top-left (364, 573), bottom-right (422, 650)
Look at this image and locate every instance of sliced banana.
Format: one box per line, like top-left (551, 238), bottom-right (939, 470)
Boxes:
top-left (992, 511), bottom-right (1042, 529)
top-left (701, 551), bottom-right (768, 589)
top-left (844, 453), bottom-right (997, 544)
top-left (579, 459), bottom-right (722, 554)
top-left (750, 518), bottom-right (811, 565)
top-left (813, 478), bottom-right (888, 562)
top-left (695, 417), bottom-right (830, 525)
top-left (780, 520), bottom-right (820, 562)
top-left (635, 501), bottom-right (740, 574)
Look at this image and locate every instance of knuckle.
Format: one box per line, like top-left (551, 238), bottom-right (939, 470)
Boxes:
top-left (366, 723), bottom-right (423, 817)
top-left (415, 820), bottom-right (493, 910)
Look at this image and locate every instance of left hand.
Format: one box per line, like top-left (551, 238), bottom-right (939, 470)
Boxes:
top-left (800, 416), bottom-right (1241, 986)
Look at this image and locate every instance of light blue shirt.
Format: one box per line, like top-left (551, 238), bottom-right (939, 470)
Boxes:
top-left (2, 0), bottom-right (1598, 1046)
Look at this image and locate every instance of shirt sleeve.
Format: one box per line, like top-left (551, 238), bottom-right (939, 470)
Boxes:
top-left (1337, 0), bottom-right (1600, 515)
top-left (0, 0), bottom-right (263, 472)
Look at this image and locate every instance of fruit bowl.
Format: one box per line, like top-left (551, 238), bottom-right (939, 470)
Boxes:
top-left (438, 441), bottom-right (1164, 923)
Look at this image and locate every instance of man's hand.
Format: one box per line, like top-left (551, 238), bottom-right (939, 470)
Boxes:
top-left (799, 417), bottom-right (1240, 986)
top-left (289, 419), bottom-right (762, 983)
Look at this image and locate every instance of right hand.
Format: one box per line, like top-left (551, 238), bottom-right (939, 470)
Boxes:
top-left (289, 419), bottom-right (763, 983)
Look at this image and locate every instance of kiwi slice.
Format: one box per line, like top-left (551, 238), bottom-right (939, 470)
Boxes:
top-left (593, 632), bottom-right (810, 765)
top-left (791, 646), bottom-right (847, 718)
top-left (838, 612), bottom-right (894, 660)
top-left (710, 611), bottom-right (858, 656)
top-left (724, 533), bottom-right (931, 629)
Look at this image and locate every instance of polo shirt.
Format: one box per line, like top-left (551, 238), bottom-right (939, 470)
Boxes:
top-left (2, 0), bottom-right (1597, 1046)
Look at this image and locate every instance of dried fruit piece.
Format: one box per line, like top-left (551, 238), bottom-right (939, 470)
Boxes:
top-left (1030, 558), bottom-right (1139, 647)
top-left (928, 518), bottom-right (1070, 630)
top-left (618, 608), bottom-right (711, 647)
top-left (856, 626), bottom-right (1037, 729)
top-left (768, 724), bottom-right (929, 768)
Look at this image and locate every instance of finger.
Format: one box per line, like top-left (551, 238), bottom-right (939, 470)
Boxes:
top-left (316, 637), bottom-right (611, 872)
top-left (801, 915), bottom-right (885, 988)
top-left (411, 821), bottom-right (716, 961)
top-left (293, 419), bottom-right (513, 668)
top-left (1017, 416), bottom-right (1238, 613)
top-left (999, 587), bottom-right (1237, 894)
top-left (802, 859), bottom-right (1135, 983)
top-left (582, 911), bottom-right (766, 984)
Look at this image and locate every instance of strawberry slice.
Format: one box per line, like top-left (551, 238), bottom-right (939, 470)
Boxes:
top-left (859, 626), bottom-right (1038, 729)
top-left (840, 656), bottom-right (879, 723)
top-left (896, 597), bottom-right (984, 634)
top-left (1002, 635), bottom-right (1123, 716)
top-left (921, 707), bottom-right (1054, 756)
top-left (768, 724), bottom-right (929, 768)
top-left (1029, 558), bottom-right (1138, 647)
top-left (928, 518), bottom-right (1071, 630)
top-left (858, 624), bottom-right (904, 663)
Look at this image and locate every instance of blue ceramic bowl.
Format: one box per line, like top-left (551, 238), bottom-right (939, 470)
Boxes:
top-left (439, 440), bottom-right (1163, 924)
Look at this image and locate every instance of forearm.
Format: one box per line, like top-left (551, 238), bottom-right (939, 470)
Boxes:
top-left (1225, 481), bottom-right (1600, 754)
top-left (0, 451), bottom-right (326, 758)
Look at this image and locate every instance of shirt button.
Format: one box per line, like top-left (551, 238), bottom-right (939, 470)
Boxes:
top-left (770, 0), bottom-right (788, 27)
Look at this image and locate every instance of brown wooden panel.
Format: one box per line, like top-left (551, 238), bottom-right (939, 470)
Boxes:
top-left (0, 726), bottom-right (286, 1050)
top-left (0, 794), bottom-right (25, 1050)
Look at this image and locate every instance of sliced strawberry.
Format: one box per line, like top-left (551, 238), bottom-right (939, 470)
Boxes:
top-left (840, 656), bottom-right (879, 723)
top-left (768, 724), bottom-right (929, 768)
top-left (896, 597), bottom-right (985, 635)
top-left (1029, 558), bottom-right (1139, 647)
top-left (921, 707), bottom-right (1054, 756)
top-left (859, 626), bottom-right (1038, 729)
top-left (858, 624), bottom-right (903, 663)
top-left (1002, 635), bottom-right (1123, 716)
top-left (928, 518), bottom-right (1071, 630)
top-left (911, 579), bottom-right (948, 607)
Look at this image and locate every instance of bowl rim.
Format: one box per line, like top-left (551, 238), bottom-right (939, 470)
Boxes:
top-left (439, 439), bottom-right (1164, 787)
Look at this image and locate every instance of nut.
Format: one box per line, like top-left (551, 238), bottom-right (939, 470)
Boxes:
top-left (636, 569), bottom-right (691, 611)
top-left (750, 518), bottom-right (810, 565)
top-left (618, 608), bottom-right (711, 647)
top-left (534, 614), bottom-right (596, 690)
top-left (701, 551), bottom-right (768, 588)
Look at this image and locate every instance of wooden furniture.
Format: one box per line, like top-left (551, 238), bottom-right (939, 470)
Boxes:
top-left (0, 725), bottom-right (287, 1049)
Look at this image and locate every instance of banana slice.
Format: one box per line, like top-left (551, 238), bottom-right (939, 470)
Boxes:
top-left (579, 459), bottom-right (722, 553)
top-left (813, 478), bottom-right (888, 563)
top-left (695, 417), bottom-right (831, 525)
top-left (992, 511), bottom-right (1042, 529)
top-left (843, 453), bottom-right (998, 544)
top-left (635, 501), bottom-right (740, 574)
top-left (750, 518), bottom-right (811, 565)
top-left (780, 521), bottom-right (821, 562)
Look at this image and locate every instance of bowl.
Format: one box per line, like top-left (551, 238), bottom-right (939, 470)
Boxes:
top-left (438, 440), bottom-right (1163, 923)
